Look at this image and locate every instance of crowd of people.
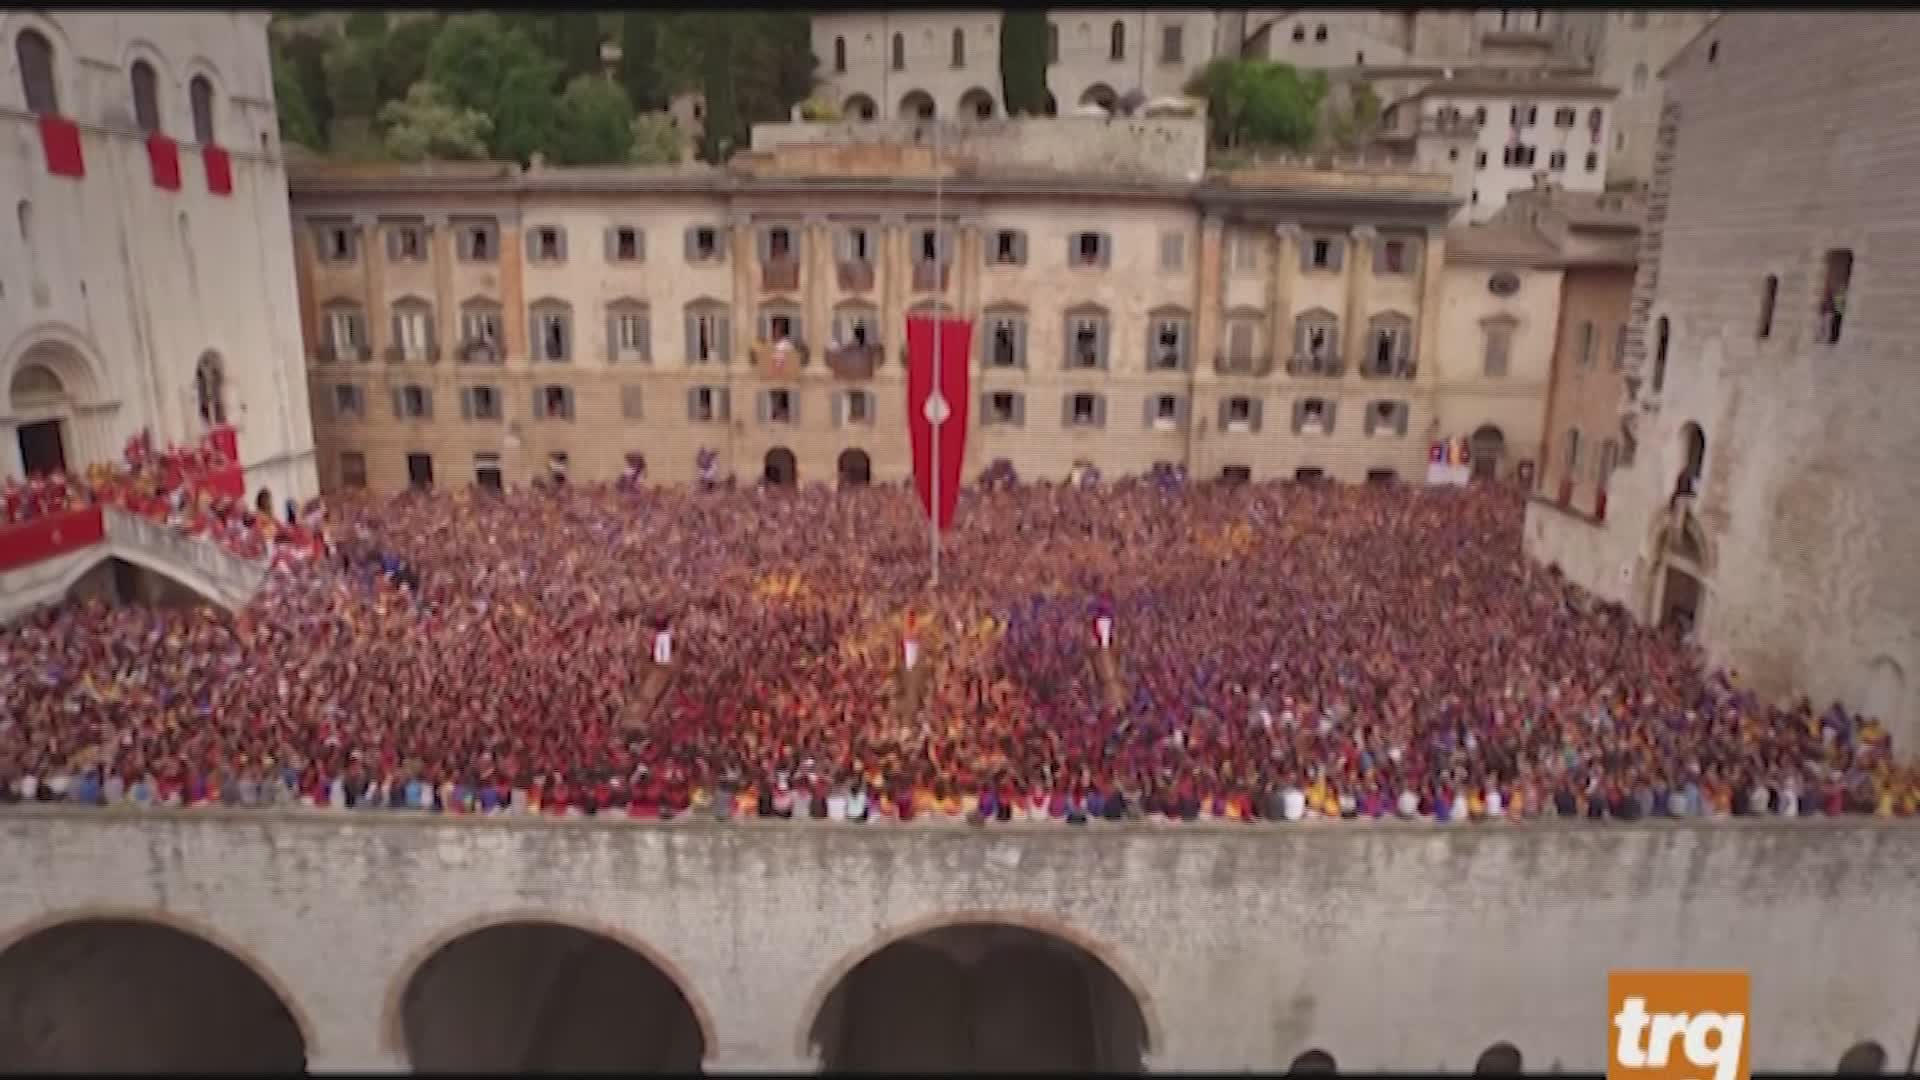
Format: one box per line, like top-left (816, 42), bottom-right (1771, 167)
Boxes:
top-left (1, 431), bottom-right (324, 567)
top-left (0, 473), bottom-right (1912, 821)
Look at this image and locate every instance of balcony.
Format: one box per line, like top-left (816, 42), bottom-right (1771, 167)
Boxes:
top-left (458, 339), bottom-right (503, 365)
top-left (1286, 352), bottom-right (1344, 378)
top-left (837, 261), bottom-right (876, 292)
top-left (1359, 357), bottom-right (1416, 380)
top-left (760, 257), bottom-right (800, 291)
top-left (750, 340), bottom-right (811, 372)
top-left (825, 344), bottom-right (882, 380)
top-left (1214, 353), bottom-right (1274, 377)
top-left (911, 261), bottom-right (951, 293)
top-left (383, 344), bottom-right (442, 364)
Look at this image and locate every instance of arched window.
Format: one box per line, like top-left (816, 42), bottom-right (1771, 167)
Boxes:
top-left (832, 36), bottom-right (846, 73)
top-left (130, 59), bottom-right (161, 135)
top-left (16, 199), bottom-right (31, 244)
top-left (15, 29), bottom-right (58, 115)
top-left (195, 353), bottom-right (227, 427)
top-left (1109, 20), bottom-right (1126, 61)
top-left (891, 32), bottom-right (905, 71)
top-left (1651, 314), bottom-right (1670, 392)
top-left (189, 74), bottom-right (216, 144)
top-left (951, 27), bottom-right (966, 67)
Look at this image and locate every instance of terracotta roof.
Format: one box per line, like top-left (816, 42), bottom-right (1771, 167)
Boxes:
top-left (1445, 220), bottom-right (1561, 263)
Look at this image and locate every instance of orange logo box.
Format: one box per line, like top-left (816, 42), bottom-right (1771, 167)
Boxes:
top-left (1609, 970), bottom-right (1750, 1080)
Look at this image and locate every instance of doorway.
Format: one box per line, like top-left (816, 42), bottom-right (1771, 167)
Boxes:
top-left (1660, 566), bottom-right (1702, 633)
top-left (837, 448), bottom-right (871, 487)
top-left (764, 446), bottom-right (797, 487)
top-left (1470, 424), bottom-right (1506, 481)
top-left (17, 418), bottom-right (67, 475)
top-left (1220, 465), bottom-right (1251, 486)
top-left (1294, 467), bottom-right (1326, 484)
top-left (406, 452), bottom-right (435, 490)
top-left (1366, 468), bottom-right (1398, 485)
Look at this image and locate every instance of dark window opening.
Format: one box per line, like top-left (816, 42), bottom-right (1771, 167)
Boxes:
top-left (616, 228), bottom-right (639, 260)
top-left (1311, 238), bottom-right (1332, 268)
top-left (1818, 248), bottom-right (1852, 344)
top-left (989, 391), bottom-right (1017, 423)
top-left (1109, 21), bottom-right (1126, 60)
top-left (536, 228), bottom-right (561, 260)
top-left (833, 36), bottom-right (847, 73)
top-left (1651, 315), bottom-right (1670, 391)
top-left (1757, 274), bottom-right (1778, 339)
top-left (694, 227), bottom-right (719, 259)
top-left (767, 227), bottom-right (792, 259)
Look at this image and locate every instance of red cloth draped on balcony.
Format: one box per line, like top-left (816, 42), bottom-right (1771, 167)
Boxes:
top-left (203, 145), bottom-right (233, 196)
top-left (146, 133), bottom-right (181, 191)
top-left (0, 506), bottom-right (104, 572)
top-left (905, 315), bottom-right (971, 531)
top-left (38, 113), bottom-right (84, 178)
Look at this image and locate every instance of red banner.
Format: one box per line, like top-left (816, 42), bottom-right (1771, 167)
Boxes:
top-left (39, 113), bottom-right (84, 179)
top-left (203, 145), bottom-right (233, 196)
top-left (905, 315), bottom-right (971, 531)
top-left (0, 507), bottom-right (104, 572)
top-left (146, 133), bottom-right (181, 191)
top-left (207, 425), bottom-right (239, 465)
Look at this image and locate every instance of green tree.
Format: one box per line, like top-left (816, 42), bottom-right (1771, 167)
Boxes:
top-left (490, 62), bottom-right (564, 164)
top-left (343, 11), bottom-right (387, 42)
top-left (271, 54), bottom-right (323, 149)
top-left (628, 112), bottom-right (685, 165)
top-left (617, 13), bottom-right (664, 110)
top-left (322, 35), bottom-right (381, 155)
top-left (275, 30), bottom-right (335, 147)
top-left (548, 76), bottom-right (635, 165)
top-left (657, 13), bottom-right (815, 163)
top-left (1323, 81), bottom-right (1383, 150)
top-left (999, 11), bottom-right (1050, 117)
top-left (425, 14), bottom-right (559, 120)
top-left (375, 15), bottom-right (444, 105)
top-left (1185, 59), bottom-right (1327, 151)
top-left (378, 81), bottom-right (492, 162)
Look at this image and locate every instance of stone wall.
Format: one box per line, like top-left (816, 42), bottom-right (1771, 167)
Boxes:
top-left (749, 117), bottom-right (1209, 183)
top-left (0, 811), bottom-right (1915, 1072)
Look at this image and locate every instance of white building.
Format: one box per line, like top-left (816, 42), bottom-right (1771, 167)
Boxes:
top-left (0, 12), bottom-right (317, 503)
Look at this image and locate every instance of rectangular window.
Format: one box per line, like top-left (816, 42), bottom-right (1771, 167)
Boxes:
top-left (689, 386), bottom-right (725, 422)
top-left (1475, 149), bottom-right (1488, 169)
top-left (1068, 392), bottom-right (1100, 427)
top-left (765, 388), bottom-right (795, 424)
top-left (988, 316), bottom-right (1024, 367)
top-left (1068, 317), bottom-right (1104, 368)
top-left (1613, 323), bottom-right (1629, 370)
top-left (1159, 231), bottom-right (1185, 271)
top-left (1310, 238), bottom-right (1333, 270)
top-left (474, 452), bottom-right (503, 491)
top-left (614, 313), bottom-right (649, 357)
top-left (1150, 394), bottom-right (1179, 430)
top-left (991, 229), bottom-right (1025, 266)
top-left (536, 385), bottom-right (575, 420)
top-left (1226, 320), bottom-right (1256, 367)
top-left (1151, 318), bottom-right (1187, 370)
top-left (535, 312), bottom-right (570, 362)
top-left (844, 227), bottom-right (871, 262)
top-left (339, 452), bottom-right (367, 489)
top-left (918, 228), bottom-right (945, 263)
top-left (1225, 396), bottom-right (1254, 432)
top-left (690, 312), bottom-right (726, 364)
top-left (1071, 232), bottom-right (1106, 267)
top-left (327, 310), bottom-right (363, 353)
top-left (1484, 324), bottom-right (1513, 376)
top-left (765, 226), bottom-right (793, 260)
top-left (1817, 249), bottom-right (1853, 344)
top-left (331, 384), bottom-right (363, 418)
top-left (1160, 25), bottom-right (1184, 63)
top-left (691, 227), bottom-right (720, 261)
top-left (389, 225), bottom-right (425, 262)
top-left (1549, 150), bottom-right (1567, 171)
top-left (393, 309), bottom-right (431, 360)
top-left (397, 384), bottom-right (430, 419)
top-left (1234, 232), bottom-right (1261, 272)
top-left (321, 225), bottom-right (355, 262)
top-left (462, 308), bottom-right (501, 347)
top-left (1554, 107), bottom-right (1576, 128)
top-left (534, 227), bottom-right (563, 261)
top-left (845, 390), bottom-right (871, 424)
top-left (612, 227), bottom-right (642, 262)
top-left (465, 385), bottom-right (500, 421)
top-left (1757, 274), bottom-right (1778, 339)
top-left (1585, 151), bottom-right (1599, 172)
top-left (1379, 239), bottom-right (1410, 274)
top-left (987, 391), bottom-right (1020, 426)
top-left (459, 223), bottom-right (497, 262)
top-left (622, 385), bottom-right (645, 420)
top-left (1578, 321), bottom-right (1596, 366)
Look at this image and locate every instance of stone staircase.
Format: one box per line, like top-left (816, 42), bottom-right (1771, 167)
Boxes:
top-left (0, 507), bottom-right (268, 621)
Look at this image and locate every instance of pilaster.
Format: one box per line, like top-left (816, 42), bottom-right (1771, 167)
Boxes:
top-left (1343, 225), bottom-right (1376, 382)
top-left (354, 213), bottom-right (387, 355)
top-left (425, 213), bottom-right (455, 356)
top-left (1270, 224), bottom-right (1301, 377)
top-left (1415, 225), bottom-right (1447, 387)
top-left (1192, 213), bottom-right (1226, 383)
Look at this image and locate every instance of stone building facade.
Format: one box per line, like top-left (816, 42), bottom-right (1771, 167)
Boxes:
top-left (1524, 13), bottom-right (1919, 750)
top-left (287, 119), bottom-right (1577, 495)
top-left (0, 12), bottom-right (317, 502)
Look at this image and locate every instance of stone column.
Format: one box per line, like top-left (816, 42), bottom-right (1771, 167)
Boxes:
top-left (1191, 212), bottom-right (1226, 381)
top-left (802, 214), bottom-right (831, 369)
top-left (1414, 225), bottom-right (1447, 385)
top-left (1269, 224), bottom-right (1300, 376)
top-left (355, 213), bottom-right (386, 356)
top-left (878, 213), bottom-right (906, 367)
top-left (496, 212), bottom-right (527, 368)
top-left (728, 213), bottom-right (756, 367)
top-left (425, 213), bottom-right (455, 354)
top-left (1342, 225), bottom-right (1375, 380)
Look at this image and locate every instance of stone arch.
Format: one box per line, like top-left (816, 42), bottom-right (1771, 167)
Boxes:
top-left (837, 447), bottom-right (872, 487)
top-left (1836, 1040), bottom-right (1887, 1075)
top-left (843, 92), bottom-right (877, 121)
top-left (1470, 423), bottom-right (1506, 480)
top-left (1474, 1041), bottom-right (1523, 1074)
top-left (379, 912), bottom-right (716, 1071)
top-left (957, 86), bottom-right (996, 120)
top-left (1079, 82), bottom-right (1118, 111)
top-left (764, 446), bottom-right (798, 487)
top-left (1290, 1048), bottom-right (1339, 1074)
top-left (7, 15), bottom-right (67, 115)
top-left (797, 909), bottom-right (1162, 1065)
top-left (898, 88), bottom-right (936, 120)
top-left (0, 907), bottom-right (313, 1071)
top-left (49, 546), bottom-right (234, 613)
top-left (4, 325), bottom-right (104, 403)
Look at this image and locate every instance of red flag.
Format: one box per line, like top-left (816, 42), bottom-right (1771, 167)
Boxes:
top-left (905, 315), bottom-right (971, 531)
top-left (146, 133), bottom-right (181, 191)
top-left (38, 113), bottom-right (84, 178)
top-left (203, 145), bottom-right (233, 196)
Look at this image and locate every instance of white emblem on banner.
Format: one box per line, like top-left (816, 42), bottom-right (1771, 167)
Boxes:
top-left (923, 391), bottom-right (951, 426)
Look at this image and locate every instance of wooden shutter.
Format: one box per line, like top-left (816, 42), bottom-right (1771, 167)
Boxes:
top-left (716, 388), bottom-right (731, 421)
top-left (606, 315), bottom-right (621, 362)
top-left (1395, 322), bottom-right (1413, 366)
top-left (686, 387), bottom-right (701, 420)
top-left (1013, 231), bottom-right (1028, 265)
top-left (384, 228), bottom-right (401, 262)
top-left (459, 387), bottom-right (473, 420)
top-left (1011, 393), bottom-right (1026, 427)
top-left (1249, 397), bottom-right (1264, 433)
top-left (1095, 318), bottom-right (1110, 369)
top-left (525, 228), bottom-right (543, 262)
top-left (1327, 238), bottom-right (1345, 271)
top-left (1094, 394), bottom-right (1108, 428)
top-left (684, 227), bottom-right (701, 263)
top-left (684, 311), bottom-right (701, 363)
top-left (604, 227), bottom-right (620, 263)
top-left (1142, 396), bottom-right (1158, 429)
top-left (1299, 237), bottom-right (1318, 273)
top-left (390, 386), bottom-right (405, 418)
top-left (1159, 231), bottom-right (1183, 271)
top-left (754, 227), bottom-right (771, 262)
top-left (1061, 394), bottom-right (1075, 427)
top-left (1322, 401), bottom-right (1337, 432)
top-left (1175, 395), bottom-right (1191, 430)
top-left (832, 392), bottom-right (845, 427)
top-left (1218, 398), bottom-right (1231, 432)
top-left (1229, 321), bottom-right (1253, 363)
top-left (1097, 232), bottom-right (1113, 268)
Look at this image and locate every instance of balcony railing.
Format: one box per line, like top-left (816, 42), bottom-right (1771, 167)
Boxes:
top-left (837, 261), bottom-right (876, 292)
top-left (750, 340), bottom-right (811, 371)
top-left (761, 257), bottom-right (800, 291)
top-left (1214, 352), bottom-right (1274, 377)
top-left (825, 343), bottom-right (882, 380)
top-left (1286, 352), bottom-right (1344, 378)
top-left (458, 339), bottom-right (503, 365)
top-left (911, 261), bottom-right (951, 293)
top-left (383, 344), bottom-right (440, 364)
top-left (1359, 357), bottom-right (1417, 380)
